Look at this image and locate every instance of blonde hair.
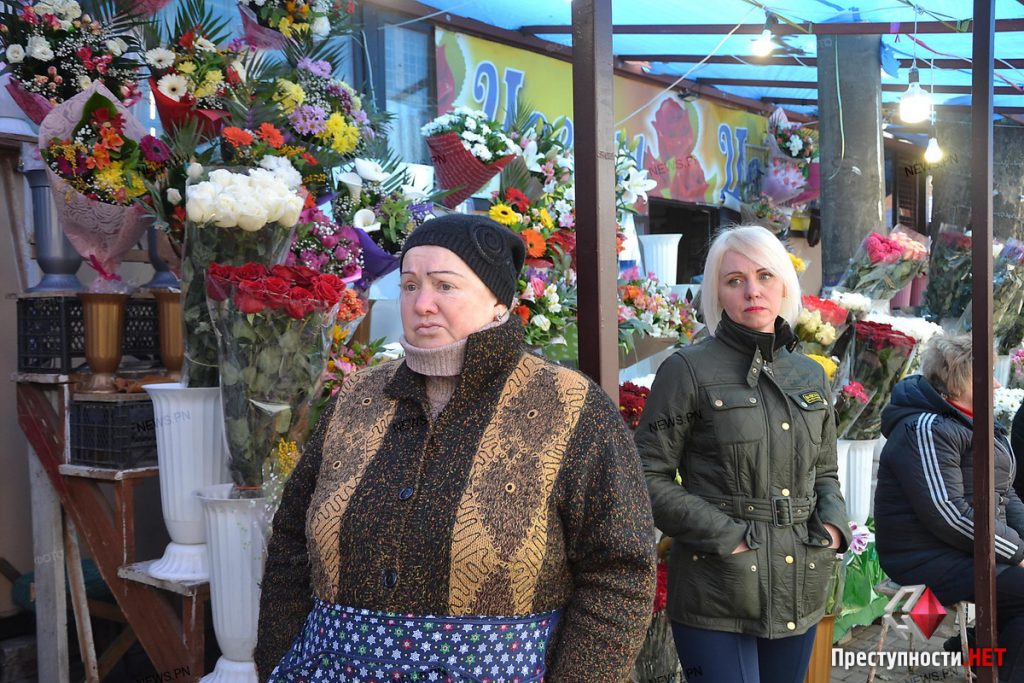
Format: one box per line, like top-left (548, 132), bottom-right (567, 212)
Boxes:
top-left (920, 334), bottom-right (973, 399)
top-left (701, 225), bottom-right (801, 334)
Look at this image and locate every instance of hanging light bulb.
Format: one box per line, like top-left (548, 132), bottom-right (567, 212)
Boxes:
top-left (752, 14), bottom-right (776, 57)
top-left (899, 67), bottom-right (933, 123)
top-left (924, 136), bottom-right (943, 163)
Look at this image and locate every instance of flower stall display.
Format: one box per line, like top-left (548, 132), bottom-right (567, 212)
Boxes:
top-left (288, 204), bottom-right (362, 283)
top-left (1008, 349), bottom-right (1024, 390)
top-left (489, 187), bottom-right (576, 269)
top-left (862, 313), bottom-right (943, 375)
top-left (421, 107), bottom-right (522, 208)
top-left (828, 290), bottom-right (872, 319)
top-left (237, 0), bottom-right (356, 48)
top-left (0, 0), bottom-right (142, 123)
top-left (618, 267), bottom-right (697, 362)
top-left (181, 165), bottom-right (304, 387)
top-left (273, 58), bottom-right (378, 168)
top-left (923, 228), bottom-right (972, 322)
top-left (614, 135), bottom-right (655, 262)
top-left (959, 239), bottom-right (1024, 354)
top-left (834, 230), bottom-right (928, 303)
top-left (39, 84), bottom-right (167, 287)
top-left (514, 264), bottom-right (579, 363)
top-left (844, 320), bottom-right (918, 441)
top-left (798, 295), bottom-right (852, 358)
top-left (144, 23), bottom-right (249, 136)
top-left (206, 263), bottom-right (341, 491)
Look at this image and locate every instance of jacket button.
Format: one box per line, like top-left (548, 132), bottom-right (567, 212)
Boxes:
top-left (399, 487), bottom-right (414, 501)
top-left (821, 539), bottom-right (830, 546)
top-left (750, 565), bottom-right (757, 572)
top-left (748, 397), bottom-right (757, 404)
top-left (781, 422), bottom-right (790, 431)
top-left (714, 399), bottom-right (724, 407)
top-left (693, 554), bottom-right (699, 561)
top-left (720, 502), bottom-right (728, 508)
top-left (752, 367), bottom-right (759, 374)
top-left (384, 570), bottom-right (398, 588)
top-left (809, 562), bottom-right (816, 569)
top-left (785, 555), bottom-right (794, 564)
top-left (800, 401), bottom-right (808, 408)
top-left (781, 488), bottom-right (790, 497)
top-left (787, 622), bottom-right (796, 631)
top-left (747, 505), bottom-right (755, 512)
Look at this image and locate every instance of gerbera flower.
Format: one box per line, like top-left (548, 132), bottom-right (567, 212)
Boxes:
top-left (223, 126), bottom-right (254, 147)
top-left (504, 187), bottom-right (529, 213)
top-left (538, 208), bottom-right (554, 232)
top-left (488, 203), bottom-right (518, 226)
top-left (520, 229), bottom-right (546, 258)
top-left (157, 73), bottom-right (188, 102)
top-left (256, 122), bottom-right (285, 149)
top-left (144, 47), bottom-right (175, 70)
top-left (140, 135), bottom-right (172, 164)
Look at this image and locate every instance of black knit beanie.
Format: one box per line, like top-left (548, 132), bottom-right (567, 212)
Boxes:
top-left (400, 213), bottom-right (526, 306)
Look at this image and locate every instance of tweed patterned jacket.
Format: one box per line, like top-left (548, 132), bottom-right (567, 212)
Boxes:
top-left (254, 319), bottom-right (656, 682)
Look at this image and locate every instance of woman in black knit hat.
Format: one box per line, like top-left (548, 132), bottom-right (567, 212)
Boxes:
top-left (255, 213), bottom-right (656, 682)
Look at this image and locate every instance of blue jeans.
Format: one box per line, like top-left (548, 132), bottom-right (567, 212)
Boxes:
top-left (671, 622), bottom-right (817, 683)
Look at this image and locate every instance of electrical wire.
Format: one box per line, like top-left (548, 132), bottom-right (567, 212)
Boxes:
top-left (827, 38), bottom-right (845, 181)
top-left (614, 6), bottom-right (757, 127)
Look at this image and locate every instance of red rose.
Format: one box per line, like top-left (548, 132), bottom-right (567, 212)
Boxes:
top-left (233, 263), bottom-right (269, 283)
top-left (290, 266), bottom-right (319, 287)
top-left (262, 277), bottom-right (291, 309)
top-left (312, 276), bottom-right (342, 306)
top-left (234, 279), bottom-right (266, 314)
top-left (284, 287), bottom-right (315, 319)
top-left (206, 263), bottom-right (234, 301)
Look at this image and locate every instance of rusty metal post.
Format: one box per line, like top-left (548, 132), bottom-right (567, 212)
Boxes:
top-left (972, 2), bottom-right (997, 681)
top-left (571, 0), bottom-right (618, 398)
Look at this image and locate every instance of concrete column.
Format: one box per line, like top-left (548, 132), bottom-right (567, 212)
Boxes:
top-left (931, 110), bottom-right (1024, 239)
top-left (816, 34), bottom-right (885, 287)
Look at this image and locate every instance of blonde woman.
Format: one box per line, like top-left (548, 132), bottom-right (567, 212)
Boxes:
top-left (636, 225), bottom-right (851, 683)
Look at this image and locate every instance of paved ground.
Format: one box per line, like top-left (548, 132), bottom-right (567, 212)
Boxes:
top-left (830, 616), bottom-right (971, 683)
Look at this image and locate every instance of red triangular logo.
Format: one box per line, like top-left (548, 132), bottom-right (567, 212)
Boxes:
top-left (909, 587), bottom-right (947, 639)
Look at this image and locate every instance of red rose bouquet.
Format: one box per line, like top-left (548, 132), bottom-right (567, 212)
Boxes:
top-left (844, 321), bottom-right (918, 440)
top-left (835, 230), bottom-right (927, 301)
top-left (923, 228), bottom-right (972, 320)
top-left (206, 262), bottom-right (343, 491)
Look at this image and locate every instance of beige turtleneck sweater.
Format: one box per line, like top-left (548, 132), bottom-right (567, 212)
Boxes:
top-left (399, 320), bottom-right (504, 420)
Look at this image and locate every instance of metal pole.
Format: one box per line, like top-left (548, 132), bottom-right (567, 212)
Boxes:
top-left (571, 0), bottom-right (618, 398)
top-left (972, 1), bottom-right (997, 681)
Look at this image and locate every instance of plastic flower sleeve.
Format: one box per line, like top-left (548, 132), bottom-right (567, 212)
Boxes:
top-left (38, 81), bottom-right (149, 286)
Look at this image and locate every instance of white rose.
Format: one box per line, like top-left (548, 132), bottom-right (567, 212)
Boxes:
top-left (185, 184), bottom-right (215, 223)
top-left (26, 36), bottom-right (54, 61)
top-left (548, 302), bottom-right (562, 313)
top-left (208, 168), bottom-right (237, 188)
top-left (311, 16), bottom-right (330, 38)
top-left (187, 162), bottom-right (204, 182)
top-left (277, 194), bottom-right (303, 228)
top-left (166, 188), bottom-right (182, 205)
top-left (5, 44), bottom-right (24, 63)
top-left (531, 314), bottom-right (551, 332)
top-left (211, 192), bottom-right (239, 228)
top-left (77, 75), bottom-right (92, 90)
top-left (234, 197), bottom-right (269, 232)
top-left (59, 0), bottom-right (81, 19)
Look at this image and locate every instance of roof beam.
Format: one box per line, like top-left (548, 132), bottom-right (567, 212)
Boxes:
top-left (693, 77), bottom-right (1024, 95)
top-left (522, 19), bottom-right (1024, 36)
top-left (617, 55), bottom-right (1024, 69)
top-left (767, 96), bottom-right (1024, 116)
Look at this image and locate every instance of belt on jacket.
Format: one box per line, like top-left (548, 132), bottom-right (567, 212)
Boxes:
top-left (702, 494), bottom-right (815, 527)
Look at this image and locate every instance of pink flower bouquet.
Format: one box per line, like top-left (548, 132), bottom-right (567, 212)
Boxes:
top-left (835, 230), bottom-right (927, 301)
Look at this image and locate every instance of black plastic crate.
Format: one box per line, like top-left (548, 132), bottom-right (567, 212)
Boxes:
top-left (17, 296), bottom-right (161, 374)
top-left (69, 398), bottom-right (157, 469)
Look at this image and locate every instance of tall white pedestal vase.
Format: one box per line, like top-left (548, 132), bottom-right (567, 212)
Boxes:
top-left (842, 438), bottom-right (880, 525)
top-left (638, 234), bottom-right (683, 286)
top-left (996, 355), bottom-right (1012, 387)
top-left (199, 484), bottom-right (267, 683)
top-left (143, 383), bottom-right (230, 581)
top-left (835, 439), bottom-right (852, 502)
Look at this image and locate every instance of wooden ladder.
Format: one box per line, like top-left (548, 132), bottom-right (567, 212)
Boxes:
top-left (16, 378), bottom-right (208, 683)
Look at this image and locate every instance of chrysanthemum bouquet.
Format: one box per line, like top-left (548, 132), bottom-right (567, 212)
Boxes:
top-left (835, 230), bottom-right (927, 301)
top-left (275, 58), bottom-right (377, 160)
top-left (0, 0), bottom-right (142, 123)
top-left (288, 204), bottom-right (362, 282)
top-left (422, 107), bottom-right (519, 166)
top-left (145, 29), bottom-right (248, 135)
top-left (995, 387), bottom-right (1024, 432)
top-left (617, 267), bottom-right (697, 351)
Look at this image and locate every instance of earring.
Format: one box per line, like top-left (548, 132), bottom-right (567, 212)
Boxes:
top-left (495, 308), bottom-right (510, 323)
